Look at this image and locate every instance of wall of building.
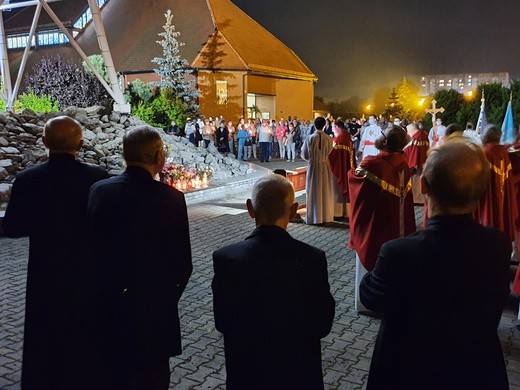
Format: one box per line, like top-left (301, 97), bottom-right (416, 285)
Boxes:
top-left (246, 75), bottom-right (313, 120)
top-left (197, 70), bottom-right (246, 122)
top-left (124, 72), bottom-right (159, 85)
top-left (274, 77), bottom-right (314, 121)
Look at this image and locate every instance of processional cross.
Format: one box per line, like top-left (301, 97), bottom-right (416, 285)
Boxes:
top-left (425, 99), bottom-right (445, 144)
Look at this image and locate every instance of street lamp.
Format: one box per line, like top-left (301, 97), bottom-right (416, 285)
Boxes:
top-left (362, 104), bottom-right (372, 120)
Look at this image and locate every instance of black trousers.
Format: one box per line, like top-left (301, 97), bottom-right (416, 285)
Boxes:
top-left (115, 359), bottom-right (171, 390)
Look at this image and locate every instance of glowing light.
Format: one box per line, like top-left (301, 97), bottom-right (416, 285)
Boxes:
top-left (418, 98), bottom-right (425, 106)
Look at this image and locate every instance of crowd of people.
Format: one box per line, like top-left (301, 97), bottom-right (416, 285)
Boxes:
top-left (169, 114), bottom-right (318, 162)
top-left (1, 111), bottom-right (520, 389)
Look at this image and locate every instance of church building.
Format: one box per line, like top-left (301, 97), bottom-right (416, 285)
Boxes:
top-left (4, 0), bottom-right (317, 121)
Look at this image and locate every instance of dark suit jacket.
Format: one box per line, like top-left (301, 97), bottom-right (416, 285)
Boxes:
top-left (212, 225), bottom-right (335, 390)
top-left (2, 153), bottom-right (109, 389)
top-left (360, 214), bottom-right (510, 390)
top-left (87, 166), bottom-right (192, 371)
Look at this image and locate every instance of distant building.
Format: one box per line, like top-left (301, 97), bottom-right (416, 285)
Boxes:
top-left (4, 0), bottom-right (317, 121)
top-left (313, 98), bottom-right (329, 118)
top-left (420, 72), bottom-right (509, 95)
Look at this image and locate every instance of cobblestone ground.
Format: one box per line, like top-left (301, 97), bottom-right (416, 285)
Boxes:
top-left (1, 190), bottom-right (520, 389)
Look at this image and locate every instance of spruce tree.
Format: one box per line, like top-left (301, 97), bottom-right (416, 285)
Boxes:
top-left (152, 10), bottom-right (198, 113)
top-left (384, 88), bottom-right (404, 119)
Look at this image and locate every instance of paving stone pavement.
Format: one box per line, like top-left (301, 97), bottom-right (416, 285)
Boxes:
top-left (2, 182), bottom-right (520, 389)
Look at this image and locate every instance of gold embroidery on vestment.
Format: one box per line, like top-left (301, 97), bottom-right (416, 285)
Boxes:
top-left (490, 160), bottom-right (512, 196)
top-left (354, 167), bottom-right (412, 198)
top-left (333, 142), bottom-right (355, 168)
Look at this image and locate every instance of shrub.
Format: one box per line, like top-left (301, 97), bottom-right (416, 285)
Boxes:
top-left (82, 54), bottom-right (109, 82)
top-left (131, 88), bottom-right (188, 129)
top-left (125, 79), bottom-right (154, 106)
top-left (14, 91), bottom-right (60, 113)
top-left (26, 55), bottom-right (112, 109)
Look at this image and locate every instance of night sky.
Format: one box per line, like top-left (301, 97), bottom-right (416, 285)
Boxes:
top-left (231, 0), bottom-right (520, 101)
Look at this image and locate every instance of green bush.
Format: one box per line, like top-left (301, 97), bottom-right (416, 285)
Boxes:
top-left (82, 54), bottom-right (109, 82)
top-left (131, 88), bottom-right (188, 129)
top-left (125, 79), bottom-right (153, 105)
top-left (14, 91), bottom-right (60, 113)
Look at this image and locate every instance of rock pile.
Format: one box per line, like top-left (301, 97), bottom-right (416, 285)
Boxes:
top-left (0, 107), bottom-right (253, 206)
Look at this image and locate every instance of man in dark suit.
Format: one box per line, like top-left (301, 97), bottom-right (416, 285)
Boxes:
top-left (87, 126), bottom-right (192, 389)
top-left (212, 174), bottom-right (335, 390)
top-left (2, 116), bottom-right (109, 389)
top-left (360, 141), bottom-right (510, 389)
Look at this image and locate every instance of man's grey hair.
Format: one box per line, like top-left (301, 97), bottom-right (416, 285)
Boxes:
top-left (251, 174), bottom-right (295, 223)
top-left (406, 123), bottom-right (418, 132)
top-left (123, 126), bottom-right (163, 165)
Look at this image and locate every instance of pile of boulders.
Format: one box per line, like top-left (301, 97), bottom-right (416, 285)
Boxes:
top-left (0, 107), bottom-right (253, 206)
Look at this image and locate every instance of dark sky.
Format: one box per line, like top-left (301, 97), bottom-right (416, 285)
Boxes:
top-left (231, 0), bottom-right (520, 101)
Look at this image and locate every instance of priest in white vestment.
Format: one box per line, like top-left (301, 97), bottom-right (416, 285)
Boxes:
top-left (359, 115), bottom-right (382, 161)
top-left (302, 116), bottom-right (334, 224)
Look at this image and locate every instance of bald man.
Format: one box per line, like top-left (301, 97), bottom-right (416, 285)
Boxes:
top-left (2, 116), bottom-right (109, 388)
top-left (212, 174), bottom-right (335, 390)
top-left (360, 142), bottom-right (510, 389)
top-left (87, 126), bottom-right (192, 389)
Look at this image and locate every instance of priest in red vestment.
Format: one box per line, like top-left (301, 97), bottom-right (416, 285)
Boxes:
top-left (348, 125), bottom-right (416, 312)
top-left (404, 123), bottom-right (429, 204)
top-left (329, 118), bottom-right (356, 220)
top-left (507, 143), bottom-right (520, 296)
top-left (476, 125), bottom-right (517, 244)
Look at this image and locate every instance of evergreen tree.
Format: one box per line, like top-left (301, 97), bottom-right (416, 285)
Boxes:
top-left (383, 88), bottom-right (403, 119)
top-left (422, 89), bottom-right (463, 129)
top-left (396, 77), bottom-right (421, 120)
top-left (152, 9), bottom-right (198, 113)
top-left (509, 80), bottom-right (520, 128)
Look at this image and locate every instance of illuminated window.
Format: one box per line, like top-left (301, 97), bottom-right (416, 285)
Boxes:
top-left (7, 34), bottom-right (35, 49)
top-left (37, 30), bottom-right (69, 47)
top-left (73, 0), bottom-right (108, 30)
top-left (7, 0), bottom-right (108, 49)
top-left (216, 81), bottom-right (228, 105)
